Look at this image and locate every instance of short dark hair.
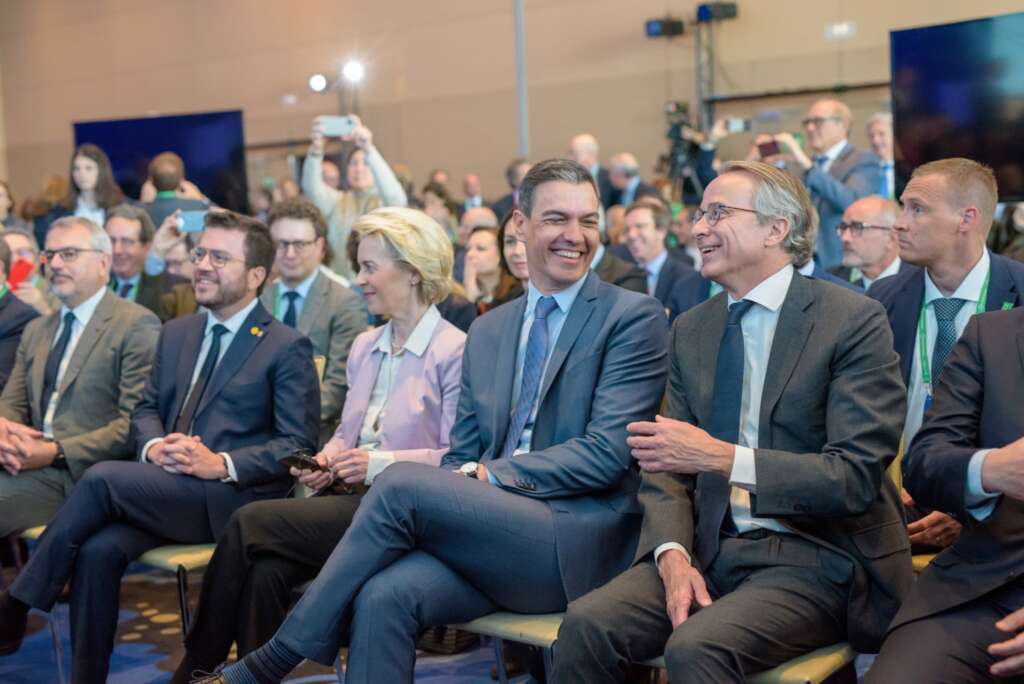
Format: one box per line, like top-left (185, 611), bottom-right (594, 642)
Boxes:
top-left (149, 152), bottom-right (185, 192)
top-left (0, 237), bottom-right (10, 277)
top-left (505, 158), bottom-right (530, 188)
top-left (266, 196), bottom-right (334, 265)
top-left (203, 210), bottom-right (275, 294)
top-left (625, 198), bottom-right (671, 232)
top-left (105, 203), bottom-right (156, 244)
top-left (422, 181), bottom-right (458, 216)
top-left (517, 158), bottom-right (598, 218)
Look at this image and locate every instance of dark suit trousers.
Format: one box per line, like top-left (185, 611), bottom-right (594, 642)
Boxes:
top-left (275, 461), bottom-right (568, 683)
top-left (182, 493), bottom-right (362, 671)
top-left (867, 580), bottom-right (1024, 684)
top-left (553, 533), bottom-right (851, 683)
top-left (11, 461), bottom-right (236, 684)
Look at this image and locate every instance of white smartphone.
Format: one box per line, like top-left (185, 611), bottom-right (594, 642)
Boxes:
top-left (316, 115), bottom-right (356, 138)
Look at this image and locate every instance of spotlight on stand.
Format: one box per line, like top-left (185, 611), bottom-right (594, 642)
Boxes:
top-left (645, 17), bottom-right (685, 38)
top-left (696, 2), bottom-right (738, 23)
top-left (308, 73), bottom-right (328, 93)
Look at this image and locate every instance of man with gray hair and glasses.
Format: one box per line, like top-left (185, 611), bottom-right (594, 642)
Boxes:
top-left (554, 161), bottom-right (911, 682)
top-left (830, 195), bottom-right (906, 291)
top-left (0, 216), bottom-right (160, 537)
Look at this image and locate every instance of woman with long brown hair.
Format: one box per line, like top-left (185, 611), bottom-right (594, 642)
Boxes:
top-left (36, 144), bottom-right (124, 245)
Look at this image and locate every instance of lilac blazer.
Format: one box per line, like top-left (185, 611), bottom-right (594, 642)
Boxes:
top-left (330, 316), bottom-right (465, 467)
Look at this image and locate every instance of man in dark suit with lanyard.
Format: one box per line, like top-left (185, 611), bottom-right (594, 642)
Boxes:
top-left (0, 211), bottom-right (320, 683)
top-left (870, 157), bottom-right (1024, 553)
top-left (868, 307), bottom-right (1024, 681)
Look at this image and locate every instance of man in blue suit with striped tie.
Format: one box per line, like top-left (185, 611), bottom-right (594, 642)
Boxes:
top-left (203, 159), bottom-right (669, 684)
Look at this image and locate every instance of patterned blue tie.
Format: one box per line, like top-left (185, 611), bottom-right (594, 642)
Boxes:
top-left (282, 291), bottom-right (299, 328)
top-left (502, 296), bottom-right (559, 458)
top-left (931, 298), bottom-right (965, 384)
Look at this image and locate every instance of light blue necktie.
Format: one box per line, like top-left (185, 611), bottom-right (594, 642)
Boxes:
top-left (502, 296), bottom-right (559, 458)
top-left (814, 154), bottom-right (828, 170)
top-left (880, 161), bottom-right (894, 198)
top-left (931, 297), bottom-right (966, 384)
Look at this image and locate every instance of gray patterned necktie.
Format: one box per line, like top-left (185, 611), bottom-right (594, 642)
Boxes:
top-left (931, 297), bottom-right (966, 384)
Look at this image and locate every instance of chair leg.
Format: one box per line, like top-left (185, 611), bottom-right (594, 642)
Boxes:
top-left (492, 637), bottom-right (510, 684)
top-left (335, 652), bottom-right (345, 683)
top-left (542, 645), bottom-right (553, 680)
top-left (49, 610), bottom-right (67, 684)
top-left (176, 564), bottom-right (192, 635)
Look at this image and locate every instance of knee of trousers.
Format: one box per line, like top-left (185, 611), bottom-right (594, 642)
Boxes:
top-left (359, 460), bottom-right (425, 508)
top-left (557, 599), bottom-right (618, 655)
top-left (77, 533), bottom-right (136, 574)
top-left (351, 571), bottom-right (422, 623)
top-left (76, 460), bottom-right (128, 492)
top-left (663, 628), bottom-right (734, 677)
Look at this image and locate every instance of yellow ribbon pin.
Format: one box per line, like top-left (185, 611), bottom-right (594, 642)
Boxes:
top-left (250, 326), bottom-right (264, 337)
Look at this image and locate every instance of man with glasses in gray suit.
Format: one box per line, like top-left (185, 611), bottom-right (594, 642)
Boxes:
top-left (0, 216), bottom-right (159, 537)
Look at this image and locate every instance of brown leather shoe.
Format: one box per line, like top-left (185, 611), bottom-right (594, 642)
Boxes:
top-left (0, 591), bottom-right (28, 656)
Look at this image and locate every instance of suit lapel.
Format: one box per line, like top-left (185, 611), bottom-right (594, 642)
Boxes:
top-left (344, 336), bottom-right (384, 445)
top-left (759, 276), bottom-right (815, 433)
top-left (170, 314), bottom-right (206, 427)
top-left (537, 274), bottom-right (598, 408)
top-left (136, 273), bottom-right (158, 312)
top-left (30, 313), bottom-right (62, 417)
top-left (490, 297), bottom-right (526, 455)
top-left (985, 254), bottom-right (1019, 311)
top-left (893, 270), bottom-right (924, 386)
top-left (829, 143), bottom-right (855, 179)
top-left (194, 303), bottom-right (272, 419)
top-left (297, 272), bottom-right (327, 333)
top-left (258, 283), bottom-right (276, 318)
top-left (696, 295), bottom-right (727, 425)
top-left (699, 277), bottom-right (712, 303)
top-left (57, 291), bottom-right (116, 395)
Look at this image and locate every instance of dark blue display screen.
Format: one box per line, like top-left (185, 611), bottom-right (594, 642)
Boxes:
top-left (73, 109), bottom-right (249, 213)
top-left (890, 12), bottom-right (1024, 200)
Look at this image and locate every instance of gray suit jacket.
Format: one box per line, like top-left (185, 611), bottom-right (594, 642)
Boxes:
top-left (637, 274), bottom-right (912, 652)
top-left (802, 143), bottom-right (882, 269)
top-left (442, 272), bottom-right (668, 601)
top-left (0, 290), bottom-right (160, 480)
top-left (261, 271), bottom-right (364, 433)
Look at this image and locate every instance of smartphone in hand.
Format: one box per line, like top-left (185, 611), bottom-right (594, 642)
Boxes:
top-left (316, 115), bottom-right (356, 138)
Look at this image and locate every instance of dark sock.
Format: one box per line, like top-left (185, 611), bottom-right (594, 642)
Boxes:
top-left (220, 638), bottom-right (303, 684)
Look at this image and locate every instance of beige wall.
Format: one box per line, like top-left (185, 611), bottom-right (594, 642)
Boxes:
top-left (1, 0), bottom-right (1021, 205)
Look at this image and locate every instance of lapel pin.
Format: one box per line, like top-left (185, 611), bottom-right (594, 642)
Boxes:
top-left (250, 326), bottom-right (264, 338)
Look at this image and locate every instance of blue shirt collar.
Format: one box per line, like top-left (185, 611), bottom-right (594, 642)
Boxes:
top-left (525, 273), bottom-right (588, 318)
top-left (644, 248), bottom-right (669, 276)
top-left (277, 269), bottom-right (319, 300)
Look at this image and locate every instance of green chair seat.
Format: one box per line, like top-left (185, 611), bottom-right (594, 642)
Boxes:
top-left (456, 611), bottom-right (855, 684)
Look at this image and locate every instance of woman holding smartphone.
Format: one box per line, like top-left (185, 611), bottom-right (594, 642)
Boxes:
top-left (301, 115), bottom-right (408, 280)
top-left (170, 208), bottom-right (464, 682)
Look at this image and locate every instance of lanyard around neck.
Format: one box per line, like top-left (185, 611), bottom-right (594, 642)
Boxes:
top-left (917, 269), bottom-right (991, 391)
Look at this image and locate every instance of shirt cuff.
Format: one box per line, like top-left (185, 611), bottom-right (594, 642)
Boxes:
top-left (965, 448), bottom-right (1000, 521)
top-left (729, 445), bottom-right (757, 492)
top-left (141, 438), bottom-right (163, 463)
top-left (365, 450), bottom-right (395, 485)
top-left (219, 452), bottom-right (238, 483)
top-left (654, 542), bottom-right (692, 565)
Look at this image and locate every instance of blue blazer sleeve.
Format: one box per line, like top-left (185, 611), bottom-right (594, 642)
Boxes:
top-left (131, 325), bottom-right (170, 454)
top-left (485, 298), bottom-right (668, 497)
top-left (804, 153), bottom-right (882, 214)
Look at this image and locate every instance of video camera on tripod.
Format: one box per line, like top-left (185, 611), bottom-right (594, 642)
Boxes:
top-left (658, 100), bottom-right (705, 202)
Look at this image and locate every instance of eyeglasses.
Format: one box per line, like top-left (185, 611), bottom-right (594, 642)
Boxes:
top-left (692, 203), bottom-right (765, 227)
top-left (42, 247), bottom-right (104, 264)
top-left (835, 221), bottom-right (892, 238)
top-left (801, 116), bottom-right (841, 127)
top-left (189, 247), bottom-right (244, 269)
top-left (275, 239), bottom-right (317, 255)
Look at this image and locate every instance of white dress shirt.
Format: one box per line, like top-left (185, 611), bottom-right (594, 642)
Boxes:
top-left (43, 286), bottom-right (108, 438)
top-left (642, 249), bottom-right (670, 296)
top-left (141, 297), bottom-right (261, 481)
top-left (855, 256), bottom-right (901, 290)
top-left (655, 264), bottom-right (794, 563)
top-left (357, 305), bottom-right (442, 484)
top-left (509, 276), bottom-right (588, 456)
top-left (815, 139), bottom-right (848, 173)
top-left (73, 199), bottom-right (105, 228)
top-left (274, 269), bottom-right (319, 323)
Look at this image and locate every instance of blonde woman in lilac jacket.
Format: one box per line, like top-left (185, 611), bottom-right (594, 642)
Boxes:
top-left (170, 208), bottom-right (464, 682)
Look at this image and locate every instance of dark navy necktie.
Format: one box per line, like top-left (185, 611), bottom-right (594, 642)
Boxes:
top-left (174, 324), bottom-right (229, 434)
top-left (41, 312), bottom-right (77, 413)
top-left (931, 297), bottom-right (966, 385)
top-left (502, 296), bottom-right (558, 458)
top-left (282, 291), bottom-right (300, 328)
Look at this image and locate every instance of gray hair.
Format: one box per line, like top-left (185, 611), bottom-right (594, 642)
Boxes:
top-left (48, 215), bottom-right (113, 255)
top-left (518, 158), bottom-right (598, 218)
top-left (105, 203), bottom-right (156, 243)
top-left (720, 161), bottom-right (817, 267)
top-left (865, 111), bottom-right (892, 131)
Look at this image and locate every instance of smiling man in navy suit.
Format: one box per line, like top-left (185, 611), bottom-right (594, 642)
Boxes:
top-left (0, 211), bottom-right (320, 683)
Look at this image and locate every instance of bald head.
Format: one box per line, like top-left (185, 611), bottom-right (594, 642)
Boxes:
top-left (458, 206), bottom-right (498, 246)
top-left (804, 98), bottom-right (853, 153)
top-left (608, 153), bottom-right (640, 190)
top-left (568, 134), bottom-right (600, 169)
top-left (839, 195), bottom-right (899, 279)
top-left (463, 173), bottom-right (482, 198)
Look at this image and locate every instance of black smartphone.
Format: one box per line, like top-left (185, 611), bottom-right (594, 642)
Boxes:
top-left (757, 140), bottom-right (781, 158)
top-left (281, 449), bottom-right (327, 472)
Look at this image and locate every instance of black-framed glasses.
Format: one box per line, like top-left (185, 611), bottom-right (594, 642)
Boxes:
top-left (801, 116), bottom-right (841, 127)
top-left (41, 247), bottom-right (104, 264)
top-left (189, 247), bottom-right (244, 269)
top-left (836, 221), bottom-right (892, 238)
top-left (275, 239), bottom-right (317, 255)
top-left (693, 203), bottom-right (765, 227)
